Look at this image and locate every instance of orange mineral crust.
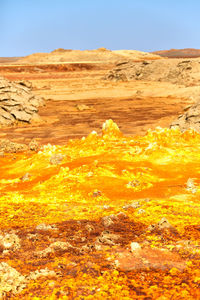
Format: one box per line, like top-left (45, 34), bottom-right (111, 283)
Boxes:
top-left (0, 120), bottom-right (200, 299)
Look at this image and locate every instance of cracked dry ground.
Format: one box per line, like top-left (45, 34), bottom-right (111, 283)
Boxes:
top-left (0, 120), bottom-right (199, 299)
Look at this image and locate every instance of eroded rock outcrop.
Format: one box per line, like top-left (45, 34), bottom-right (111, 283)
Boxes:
top-left (0, 77), bottom-right (43, 126)
top-left (104, 59), bottom-right (200, 86)
top-left (171, 102), bottom-right (200, 132)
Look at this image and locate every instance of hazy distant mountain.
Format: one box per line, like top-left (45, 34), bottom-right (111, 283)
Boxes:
top-left (0, 57), bottom-right (22, 64)
top-left (152, 48), bottom-right (200, 58)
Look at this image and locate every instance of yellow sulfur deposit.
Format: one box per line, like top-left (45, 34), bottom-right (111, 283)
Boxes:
top-left (0, 120), bottom-right (199, 299)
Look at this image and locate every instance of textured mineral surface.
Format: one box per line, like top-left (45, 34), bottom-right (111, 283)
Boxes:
top-left (0, 120), bottom-right (199, 299)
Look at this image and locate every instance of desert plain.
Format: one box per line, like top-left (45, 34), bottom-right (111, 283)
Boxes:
top-left (0, 48), bottom-right (199, 299)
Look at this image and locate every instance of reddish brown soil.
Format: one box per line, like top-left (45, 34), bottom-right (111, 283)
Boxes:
top-left (0, 62), bottom-right (192, 145)
top-left (0, 96), bottom-right (188, 145)
top-left (152, 48), bottom-right (200, 58)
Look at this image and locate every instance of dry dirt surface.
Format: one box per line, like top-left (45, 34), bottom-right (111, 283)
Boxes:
top-left (0, 50), bottom-right (200, 299)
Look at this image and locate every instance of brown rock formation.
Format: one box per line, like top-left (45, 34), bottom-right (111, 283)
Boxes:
top-left (0, 77), bottom-right (43, 126)
top-left (104, 58), bottom-right (200, 86)
top-left (171, 101), bottom-right (200, 132)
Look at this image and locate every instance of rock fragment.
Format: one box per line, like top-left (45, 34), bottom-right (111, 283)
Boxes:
top-left (35, 241), bottom-right (73, 258)
top-left (27, 268), bottom-right (57, 281)
top-left (20, 173), bottom-right (31, 182)
top-left (95, 231), bottom-right (120, 246)
top-left (130, 242), bottom-right (141, 252)
top-left (76, 104), bottom-right (90, 111)
top-left (0, 262), bottom-right (27, 296)
top-left (0, 139), bottom-right (28, 153)
top-left (101, 214), bottom-right (118, 227)
top-left (29, 139), bottom-right (39, 151)
top-left (36, 223), bottom-right (57, 231)
top-left (0, 233), bottom-right (21, 251)
top-left (147, 218), bottom-right (176, 232)
top-left (123, 201), bottom-right (141, 210)
top-left (49, 153), bottom-right (64, 165)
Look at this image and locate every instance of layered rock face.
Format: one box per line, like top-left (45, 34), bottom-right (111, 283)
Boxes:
top-left (0, 77), bottom-right (43, 126)
top-left (171, 102), bottom-right (200, 132)
top-left (104, 59), bottom-right (200, 86)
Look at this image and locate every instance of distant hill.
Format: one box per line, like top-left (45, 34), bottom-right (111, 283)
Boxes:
top-left (0, 49), bottom-right (161, 65)
top-left (15, 49), bottom-right (161, 64)
top-left (0, 57), bottom-right (22, 64)
top-left (152, 48), bottom-right (200, 58)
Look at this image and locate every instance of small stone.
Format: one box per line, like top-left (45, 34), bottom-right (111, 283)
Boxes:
top-left (49, 241), bottom-right (72, 251)
top-left (126, 180), bottom-right (140, 188)
top-left (85, 224), bottom-right (95, 232)
top-left (116, 212), bottom-right (128, 219)
top-left (20, 172), bottom-right (31, 182)
top-left (28, 268), bottom-right (57, 281)
top-left (48, 281), bottom-right (55, 288)
top-left (186, 178), bottom-right (197, 193)
top-left (157, 218), bottom-right (173, 230)
top-left (96, 231), bottom-right (120, 246)
top-left (102, 205), bottom-right (110, 209)
top-left (130, 242), bottom-right (141, 252)
top-left (50, 153), bottom-right (64, 165)
top-left (92, 190), bottom-right (102, 197)
top-left (29, 139), bottom-right (39, 151)
top-left (35, 241), bottom-right (73, 258)
top-left (101, 214), bottom-right (118, 227)
top-left (147, 224), bottom-right (156, 232)
top-left (76, 104), bottom-right (90, 111)
top-left (36, 223), bottom-right (57, 231)
top-left (0, 139), bottom-right (28, 153)
top-left (123, 201), bottom-right (141, 210)
top-left (0, 233), bottom-right (21, 251)
top-left (147, 218), bottom-right (175, 232)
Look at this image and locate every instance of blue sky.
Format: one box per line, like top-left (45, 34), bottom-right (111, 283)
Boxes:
top-left (1, 0), bottom-right (200, 56)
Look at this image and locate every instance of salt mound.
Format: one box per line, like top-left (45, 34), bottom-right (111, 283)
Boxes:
top-left (104, 58), bottom-right (200, 86)
top-left (0, 77), bottom-right (43, 126)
